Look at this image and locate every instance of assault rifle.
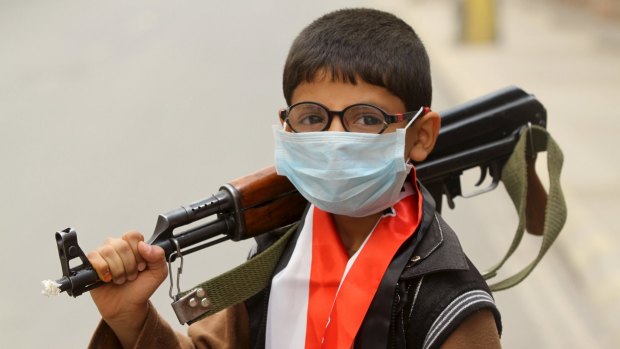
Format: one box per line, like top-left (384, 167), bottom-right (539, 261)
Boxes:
top-left (49, 86), bottom-right (547, 298)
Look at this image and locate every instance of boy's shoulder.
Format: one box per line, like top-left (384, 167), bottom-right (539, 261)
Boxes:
top-left (394, 202), bottom-right (502, 349)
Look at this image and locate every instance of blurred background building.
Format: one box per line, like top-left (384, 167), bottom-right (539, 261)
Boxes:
top-left (1, 0), bottom-right (618, 347)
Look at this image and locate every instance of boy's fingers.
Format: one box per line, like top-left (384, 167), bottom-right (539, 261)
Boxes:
top-left (108, 238), bottom-right (138, 283)
top-left (97, 241), bottom-right (128, 285)
top-left (87, 233), bottom-right (152, 285)
top-left (87, 250), bottom-right (112, 283)
top-left (122, 231), bottom-right (146, 277)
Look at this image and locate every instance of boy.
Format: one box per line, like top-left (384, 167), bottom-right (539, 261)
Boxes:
top-left (87, 8), bottom-right (502, 349)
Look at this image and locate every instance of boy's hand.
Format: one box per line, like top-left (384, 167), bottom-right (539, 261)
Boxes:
top-left (87, 231), bottom-right (168, 348)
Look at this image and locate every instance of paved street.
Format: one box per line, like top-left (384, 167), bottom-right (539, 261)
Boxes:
top-left (1, 0), bottom-right (618, 347)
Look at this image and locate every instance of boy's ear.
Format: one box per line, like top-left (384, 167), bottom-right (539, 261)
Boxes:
top-left (407, 111), bottom-right (441, 162)
top-left (278, 109), bottom-right (289, 131)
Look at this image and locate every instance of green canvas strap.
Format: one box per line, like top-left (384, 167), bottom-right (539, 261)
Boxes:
top-left (483, 125), bottom-right (567, 291)
top-left (171, 223), bottom-right (298, 325)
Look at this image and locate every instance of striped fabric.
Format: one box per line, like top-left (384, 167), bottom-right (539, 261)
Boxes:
top-left (422, 290), bottom-right (496, 349)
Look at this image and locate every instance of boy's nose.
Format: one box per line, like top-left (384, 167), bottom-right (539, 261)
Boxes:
top-left (327, 116), bottom-right (346, 132)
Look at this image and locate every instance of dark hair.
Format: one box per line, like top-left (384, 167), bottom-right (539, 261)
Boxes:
top-left (283, 8), bottom-right (432, 110)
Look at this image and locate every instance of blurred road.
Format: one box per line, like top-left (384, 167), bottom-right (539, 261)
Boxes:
top-left (393, 0), bottom-right (620, 348)
top-left (388, 0), bottom-right (619, 348)
top-left (1, 0), bottom-right (618, 348)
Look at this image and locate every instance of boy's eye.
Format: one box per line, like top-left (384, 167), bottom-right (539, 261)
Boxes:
top-left (349, 114), bottom-right (383, 125)
top-left (297, 113), bottom-right (326, 125)
top-left (346, 109), bottom-right (385, 126)
top-left (288, 105), bottom-right (329, 132)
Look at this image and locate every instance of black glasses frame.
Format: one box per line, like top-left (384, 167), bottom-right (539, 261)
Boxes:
top-left (279, 101), bottom-right (427, 134)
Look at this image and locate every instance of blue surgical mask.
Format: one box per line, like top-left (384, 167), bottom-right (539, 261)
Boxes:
top-left (273, 107), bottom-right (423, 217)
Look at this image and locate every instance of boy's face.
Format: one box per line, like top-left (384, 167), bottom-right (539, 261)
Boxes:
top-left (288, 73), bottom-right (440, 162)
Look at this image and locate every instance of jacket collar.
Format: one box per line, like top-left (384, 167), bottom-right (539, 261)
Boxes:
top-left (399, 184), bottom-right (470, 280)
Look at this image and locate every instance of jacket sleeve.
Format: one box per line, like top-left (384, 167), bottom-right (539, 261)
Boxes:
top-left (88, 302), bottom-right (249, 349)
top-left (405, 258), bottom-right (502, 349)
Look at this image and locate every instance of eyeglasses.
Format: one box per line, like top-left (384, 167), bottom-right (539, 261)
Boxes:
top-left (279, 102), bottom-right (427, 134)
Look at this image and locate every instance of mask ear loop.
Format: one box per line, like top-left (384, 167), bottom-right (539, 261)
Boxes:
top-left (403, 106), bottom-right (427, 166)
top-left (404, 106), bottom-right (426, 130)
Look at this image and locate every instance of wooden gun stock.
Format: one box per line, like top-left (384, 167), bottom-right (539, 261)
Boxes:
top-left (223, 167), bottom-right (307, 239)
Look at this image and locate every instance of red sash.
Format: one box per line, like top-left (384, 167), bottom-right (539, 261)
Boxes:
top-left (305, 181), bottom-right (422, 348)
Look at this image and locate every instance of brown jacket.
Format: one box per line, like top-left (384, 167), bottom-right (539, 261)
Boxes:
top-left (88, 302), bottom-right (248, 349)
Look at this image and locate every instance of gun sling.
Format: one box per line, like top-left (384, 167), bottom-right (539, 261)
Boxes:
top-left (171, 125), bottom-right (566, 324)
top-left (484, 125), bottom-right (567, 291)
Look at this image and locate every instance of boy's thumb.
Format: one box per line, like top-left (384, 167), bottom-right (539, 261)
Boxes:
top-left (138, 241), bottom-right (167, 272)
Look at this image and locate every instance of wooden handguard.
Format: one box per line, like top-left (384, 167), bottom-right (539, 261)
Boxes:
top-left (223, 166), bottom-right (307, 240)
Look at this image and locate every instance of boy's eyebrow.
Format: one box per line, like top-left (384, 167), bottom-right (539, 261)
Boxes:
top-left (358, 101), bottom-right (393, 111)
top-left (296, 100), bottom-right (397, 112)
top-left (351, 101), bottom-right (405, 113)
